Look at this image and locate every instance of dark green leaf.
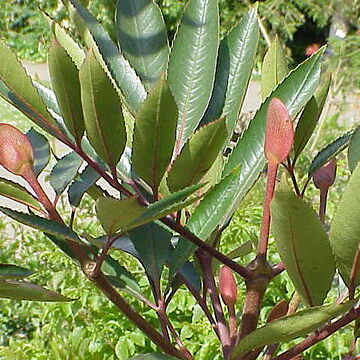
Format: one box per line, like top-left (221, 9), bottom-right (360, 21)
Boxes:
top-left (68, 165), bottom-right (100, 207)
top-left (66, 0), bottom-right (146, 112)
top-left (131, 354), bottom-right (177, 360)
top-left (261, 36), bottom-right (288, 100)
top-left (0, 41), bottom-right (57, 132)
top-left (0, 280), bottom-right (73, 302)
top-left (348, 126), bottom-right (360, 172)
top-left (26, 128), bottom-right (51, 177)
top-left (167, 118), bottom-right (228, 192)
top-left (168, 0), bottom-right (219, 153)
top-left (201, 5), bottom-right (259, 133)
top-left (330, 162), bottom-right (360, 287)
top-left (49, 151), bottom-right (83, 196)
top-left (79, 50), bottom-right (127, 170)
top-left (293, 75), bottom-right (331, 161)
top-left (168, 166), bottom-right (241, 278)
top-left (130, 222), bottom-right (172, 282)
top-left (0, 207), bottom-right (81, 243)
top-left (223, 48), bottom-right (325, 218)
top-left (132, 78), bottom-right (178, 192)
top-left (116, 0), bottom-right (169, 90)
top-left (308, 131), bottom-right (353, 177)
top-left (229, 301), bottom-right (355, 359)
top-left (0, 264), bottom-right (33, 279)
top-left (271, 179), bottom-right (335, 306)
top-left (49, 39), bottom-right (85, 144)
top-left (0, 178), bottom-right (41, 212)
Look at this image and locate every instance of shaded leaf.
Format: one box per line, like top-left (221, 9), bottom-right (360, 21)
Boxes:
top-left (116, 0), bottom-right (169, 90)
top-left (271, 179), bottom-right (335, 306)
top-left (33, 81), bottom-right (60, 114)
top-left (68, 165), bottom-right (100, 207)
top-left (202, 5), bottom-right (259, 135)
top-left (167, 118), bottom-right (228, 192)
top-left (330, 162), bottom-right (360, 287)
top-left (168, 0), bottom-right (219, 153)
top-left (229, 301), bottom-right (355, 359)
top-left (308, 131), bottom-right (353, 177)
top-left (261, 36), bottom-right (288, 100)
top-left (130, 222), bottom-right (172, 282)
top-left (0, 178), bottom-right (41, 212)
top-left (0, 264), bottom-right (33, 279)
top-left (66, 0), bottom-right (147, 112)
top-left (348, 126), bottom-right (360, 172)
top-left (223, 48), bottom-right (325, 221)
top-left (49, 39), bottom-right (85, 144)
top-left (131, 353), bottom-right (177, 360)
top-left (79, 50), bottom-right (126, 169)
top-left (293, 75), bottom-right (331, 161)
top-left (49, 151), bottom-right (83, 196)
top-left (0, 280), bottom-right (73, 302)
top-left (132, 78), bottom-right (177, 192)
top-left (26, 128), bottom-right (51, 177)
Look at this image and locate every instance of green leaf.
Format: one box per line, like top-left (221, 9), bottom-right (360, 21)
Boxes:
top-left (0, 280), bottom-right (73, 302)
top-left (229, 301), bottom-right (355, 359)
top-left (293, 75), bottom-right (331, 161)
top-left (168, 0), bottom-right (219, 153)
top-left (49, 151), bottom-right (83, 196)
top-left (68, 165), bottom-right (100, 207)
top-left (66, 0), bottom-right (147, 113)
top-left (33, 81), bottom-right (60, 114)
top-left (116, 0), bottom-right (169, 90)
top-left (201, 5), bottom-right (259, 134)
top-left (261, 36), bottom-right (288, 100)
top-left (271, 179), bottom-right (335, 306)
top-left (26, 128), bottom-right (51, 177)
top-left (49, 39), bottom-right (85, 144)
top-left (348, 126), bottom-right (360, 172)
top-left (168, 166), bottom-right (241, 278)
top-left (0, 264), bottom-right (33, 279)
top-left (0, 178), bottom-right (41, 212)
top-left (132, 78), bottom-right (178, 192)
top-left (52, 22), bottom-right (85, 69)
top-left (330, 162), bottom-right (360, 287)
top-left (223, 48), bottom-right (325, 217)
top-left (308, 131), bottom-right (353, 177)
top-left (0, 41), bottom-right (57, 132)
top-left (0, 207), bottom-right (81, 243)
top-left (131, 353), bottom-right (178, 360)
top-left (167, 118), bottom-right (228, 192)
top-left (79, 50), bottom-right (127, 170)
top-left (130, 223), bottom-right (172, 282)
top-left (96, 197), bottom-right (144, 235)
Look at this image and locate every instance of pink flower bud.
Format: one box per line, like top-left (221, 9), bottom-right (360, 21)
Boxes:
top-left (264, 98), bottom-right (294, 165)
top-left (0, 123), bottom-right (34, 176)
top-left (219, 266), bottom-right (238, 307)
top-left (313, 158), bottom-right (337, 190)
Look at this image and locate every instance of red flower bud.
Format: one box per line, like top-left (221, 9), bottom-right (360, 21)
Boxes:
top-left (219, 266), bottom-right (238, 307)
top-left (264, 98), bottom-right (294, 165)
top-left (0, 123), bottom-right (34, 177)
top-left (313, 158), bottom-right (337, 190)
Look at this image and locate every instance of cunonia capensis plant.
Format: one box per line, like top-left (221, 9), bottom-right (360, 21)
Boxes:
top-left (0, 0), bottom-right (359, 359)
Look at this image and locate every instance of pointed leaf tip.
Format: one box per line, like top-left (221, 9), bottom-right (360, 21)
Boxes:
top-left (264, 98), bottom-right (294, 164)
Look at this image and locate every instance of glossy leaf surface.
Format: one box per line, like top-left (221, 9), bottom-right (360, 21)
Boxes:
top-left (348, 126), bottom-right (360, 172)
top-left (167, 118), bottom-right (228, 192)
top-left (132, 78), bottom-right (177, 192)
top-left (271, 180), bottom-right (335, 306)
top-left (330, 162), bottom-right (360, 287)
top-left (49, 39), bottom-right (85, 143)
top-left (116, 0), bottom-right (169, 90)
top-left (223, 48), bottom-right (325, 217)
top-left (26, 128), bottom-right (50, 177)
top-left (261, 36), bottom-right (288, 99)
top-left (230, 301), bottom-right (355, 359)
top-left (168, 0), bottom-right (219, 153)
top-left (0, 264), bottom-right (33, 279)
top-left (79, 50), bottom-right (126, 169)
top-left (67, 0), bottom-right (147, 112)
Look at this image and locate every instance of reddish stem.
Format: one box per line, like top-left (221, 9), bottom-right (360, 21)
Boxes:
top-left (319, 188), bottom-right (329, 224)
top-left (349, 247), bottom-right (360, 299)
